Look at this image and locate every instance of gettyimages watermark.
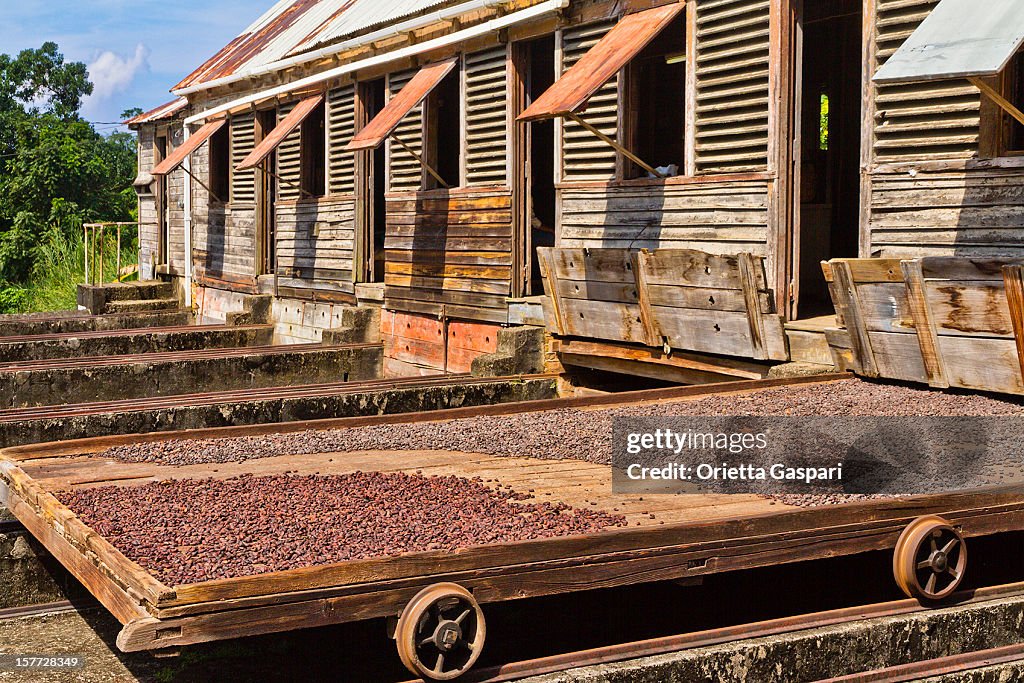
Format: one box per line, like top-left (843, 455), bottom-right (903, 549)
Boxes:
top-left (611, 416), bottom-right (1024, 495)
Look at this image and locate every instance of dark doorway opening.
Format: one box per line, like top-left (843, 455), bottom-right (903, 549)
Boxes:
top-left (426, 71), bottom-right (462, 189)
top-left (794, 0), bottom-right (862, 318)
top-left (359, 79), bottom-right (388, 282)
top-left (525, 35), bottom-right (556, 296)
top-left (256, 109), bottom-right (278, 276)
top-left (626, 13), bottom-right (687, 178)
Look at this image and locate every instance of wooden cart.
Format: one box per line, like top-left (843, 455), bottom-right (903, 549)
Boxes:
top-left (2, 377), bottom-right (1021, 679)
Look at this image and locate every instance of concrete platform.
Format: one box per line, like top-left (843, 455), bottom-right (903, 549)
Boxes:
top-left (0, 324), bottom-right (273, 363)
top-left (0, 343), bottom-right (383, 408)
top-left (0, 310), bottom-right (192, 337)
top-left (524, 593), bottom-right (1024, 682)
top-left (0, 374), bottom-right (558, 447)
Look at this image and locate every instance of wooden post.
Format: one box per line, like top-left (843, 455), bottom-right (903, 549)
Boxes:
top-left (738, 252), bottom-right (767, 360)
top-left (831, 260), bottom-right (878, 377)
top-left (1002, 264), bottom-right (1024, 384)
top-left (631, 250), bottom-right (660, 348)
top-left (901, 259), bottom-right (948, 388)
top-left (536, 248), bottom-right (566, 335)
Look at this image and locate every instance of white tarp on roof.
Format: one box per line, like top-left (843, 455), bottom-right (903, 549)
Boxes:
top-left (874, 0), bottom-right (1024, 84)
top-left (293, 0), bottom-right (464, 53)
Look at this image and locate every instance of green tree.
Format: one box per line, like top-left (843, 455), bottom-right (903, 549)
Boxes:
top-left (0, 42), bottom-right (137, 287)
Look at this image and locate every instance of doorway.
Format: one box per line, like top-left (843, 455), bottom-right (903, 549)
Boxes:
top-left (357, 79), bottom-right (387, 283)
top-left (515, 34), bottom-right (557, 296)
top-left (255, 109), bottom-right (277, 276)
top-left (792, 0), bottom-right (862, 318)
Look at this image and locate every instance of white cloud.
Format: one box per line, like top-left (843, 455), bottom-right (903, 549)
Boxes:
top-left (83, 43), bottom-right (151, 108)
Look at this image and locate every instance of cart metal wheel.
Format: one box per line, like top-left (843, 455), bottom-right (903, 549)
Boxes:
top-left (395, 583), bottom-right (486, 680)
top-left (893, 515), bottom-right (967, 601)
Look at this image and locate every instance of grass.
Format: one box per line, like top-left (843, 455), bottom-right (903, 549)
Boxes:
top-left (0, 229), bottom-right (138, 314)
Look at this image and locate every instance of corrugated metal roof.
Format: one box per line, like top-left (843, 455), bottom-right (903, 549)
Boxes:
top-left (124, 98), bottom-right (188, 125)
top-left (291, 0), bottom-right (471, 54)
top-left (173, 0), bottom-right (357, 91)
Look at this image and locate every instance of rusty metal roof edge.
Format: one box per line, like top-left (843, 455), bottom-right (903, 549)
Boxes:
top-left (183, 0), bottom-right (567, 125)
top-left (124, 98), bottom-right (188, 126)
top-left (172, 0), bottom-right (522, 97)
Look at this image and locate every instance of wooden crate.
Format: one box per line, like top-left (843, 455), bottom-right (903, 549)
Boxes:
top-left (538, 247), bottom-right (788, 361)
top-left (823, 257), bottom-right (1024, 394)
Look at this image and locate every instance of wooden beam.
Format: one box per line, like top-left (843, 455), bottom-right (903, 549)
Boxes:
top-left (738, 252), bottom-right (767, 360)
top-left (631, 251), bottom-right (660, 347)
top-left (831, 260), bottom-right (879, 378)
top-left (565, 112), bottom-right (665, 178)
top-left (390, 133), bottom-right (450, 189)
top-left (901, 259), bottom-right (949, 389)
top-left (554, 338), bottom-right (771, 379)
top-left (970, 76), bottom-right (1024, 128)
top-left (1002, 264), bottom-right (1024, 384)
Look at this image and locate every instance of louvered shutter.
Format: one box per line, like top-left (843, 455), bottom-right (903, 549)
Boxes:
top-left (560, 22), bottom-right (619, 182)
top-left (694, 0), bottom-right (771, 173)
top-left (465, 46), bottom-right (509, 186)
top-left (230, 112), bottom-right (256, 203)
top-left (276, 102), bottom-right (302, 201)
top-left (872, 0), bottom-right (979, 163)
top-left (328, 85), bottom-right (357, 195)
top-left (387, 69), bottom-right (425, 192)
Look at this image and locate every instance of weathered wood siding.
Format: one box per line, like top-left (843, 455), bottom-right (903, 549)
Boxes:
top-left (194, 205), bottom-right (257, 289)
top-left (136, 126), bottom-right (160, 280)
top-left (383, 189), bottom-right (513, 323)
top-left (693, 0), bottom-right (771, 173)
top-left (865, 0), bottom-right (1024, 260)
top-left (559, 21), bottom-right (618, 182)
top-left (559, 178), bottom-right (773, 270)
top-left (165, 123), bottom-right (187, 275)
top-left (275, 198), bottom-right (357, 301)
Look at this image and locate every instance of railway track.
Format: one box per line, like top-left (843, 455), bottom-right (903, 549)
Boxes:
top-left (399, 580), bottom-right (1024, 683)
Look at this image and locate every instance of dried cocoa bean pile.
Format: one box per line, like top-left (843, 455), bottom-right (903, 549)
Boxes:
top-left (57, 472), bottom-right (626, 585)
top-left (103, 379), bottom-right (1024, 468)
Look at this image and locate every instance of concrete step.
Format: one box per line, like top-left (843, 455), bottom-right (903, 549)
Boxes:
top-left (97, 280), bottom-right (173, 302)
top-left (0, 324), bottom-right (274, 363)
top-left (785, 315), bottom-right (837, 366)
top-left (103, 297), bottom-right (179, 313)
top-left (0, 343), bottom-right (384, 408)
top-left (0, 310), bottom-right (192, 338)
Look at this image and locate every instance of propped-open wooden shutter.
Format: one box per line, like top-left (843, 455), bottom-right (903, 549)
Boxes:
top-left (329, 85), bottom-right (357, 195)
top-left (560, 22), bottom-right (619, 182)
top-left (465, 46), bottom-right (509, 186)
top-left (872, 0), bottom-right (979, 164)
top-left (277, 102), bottom-right (302, 202)
top-left (387, 69), bottom-right (425, 192)
top-left (694, 0), bottom-right (771, 173)
top-left (230, 112), bottom-right (256, 203)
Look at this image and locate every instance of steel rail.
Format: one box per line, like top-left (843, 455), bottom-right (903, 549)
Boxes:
top-left (397, 580), bottom-right (1024, 683)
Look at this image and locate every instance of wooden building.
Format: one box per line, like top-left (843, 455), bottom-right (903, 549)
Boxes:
top-left (126, 0), bottom-right (1024, 382)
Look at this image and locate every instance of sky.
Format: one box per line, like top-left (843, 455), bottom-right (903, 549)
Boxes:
top-left (0, 0), bottom-right (266, 130)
